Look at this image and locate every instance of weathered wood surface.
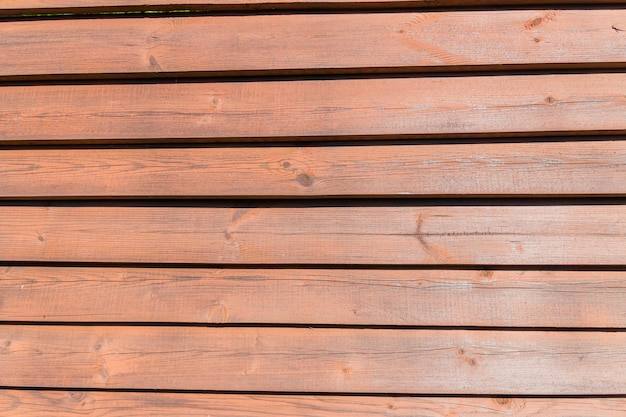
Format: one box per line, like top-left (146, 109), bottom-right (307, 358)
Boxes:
top-left (1, 0), bottom-right (625, 409)
top-left (3, 0), bottom-right (626, 14)
top-left (2, 10), bottom-right (625, 80)
top-left (4, 267), bottom-right (626, 327)
top-left (1, 74), bottom-right (625, 144)
top-left (1, 205), bottom-right (624, 265)
top-left (2, 141), bottom-right (625, 198)
top-left (2, 390), bottom-right (626, 417)
top-left (2, 326), bottom-right (626, 394)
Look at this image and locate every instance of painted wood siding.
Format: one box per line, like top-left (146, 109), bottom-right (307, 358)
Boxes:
top-left (1, 1), bottom-right (625, 416)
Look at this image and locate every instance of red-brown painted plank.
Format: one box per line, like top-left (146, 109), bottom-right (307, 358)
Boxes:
top-left (0, 205), bottom-right (624, 265)
top-left (1, 141), bottom-right (625, 198)
top-left (1, 74), bottom-right (624, 144)
top-left (2, 390), bottom-right (626, 417)
top-left (2, 10), bottom-right (625, 79)
top-left (2, 0), bottom-right (626, 14)
top-left (2, 326), bottom-right (626, 394)
top-left (2, 267), bottom-right (626, 327)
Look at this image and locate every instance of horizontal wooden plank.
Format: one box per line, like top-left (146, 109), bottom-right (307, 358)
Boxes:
top-left (1, 141), bottom-right (625, 198)
top-left (2, 326), bottom-right (626, 393)
top-left (2, 10), bottom-right (625, 80)
top-left (3, 391), bottom-right (626, 417)
top-left (0, 205), bottom-right (624, 265)
top-left (2, 267), bottom-right (626, 327)
top-left (1, 74), bottom-right (624, 144)
top-left (4, 0), bottom-right (626, 15)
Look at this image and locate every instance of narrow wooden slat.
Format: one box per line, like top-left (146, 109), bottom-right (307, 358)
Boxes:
top-left (2, 10), bottom-right (625, 80)
top-left (0, 205), bottom-right (624, 265)
top-left (1, 74), bottom-right (624, 144)
top-left (2, 0), bottom-right (626, 15)
top-left (2, 326), bottom-right (626, 393)
top-left (1, 141), bottom-right (625, 198)
top-left (3, 267), bottom-right (626, 327)
top-left (2, 391), bottom-right (626, 417)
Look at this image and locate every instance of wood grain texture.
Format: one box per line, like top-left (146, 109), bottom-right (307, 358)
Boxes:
top-left (2, 326), bottom-right (626, 394)
top-left (3, 267), bottom-right (626, 327)
top-left (1, 205), bottom-right (624, 265)
top-left (2, 141), bottom-right (625, 198)
top-left (3, 391), bottom-right (626, 417)
top-left (2, 10), bottom-right (625, 80)
top-left (4, 0), bottom-right (626, 14)
top-left (1, 74), bottom-right (625, 144)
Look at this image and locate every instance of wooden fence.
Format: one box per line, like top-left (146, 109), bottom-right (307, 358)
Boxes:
top-left (1, 0), bottom-right (625, 415)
